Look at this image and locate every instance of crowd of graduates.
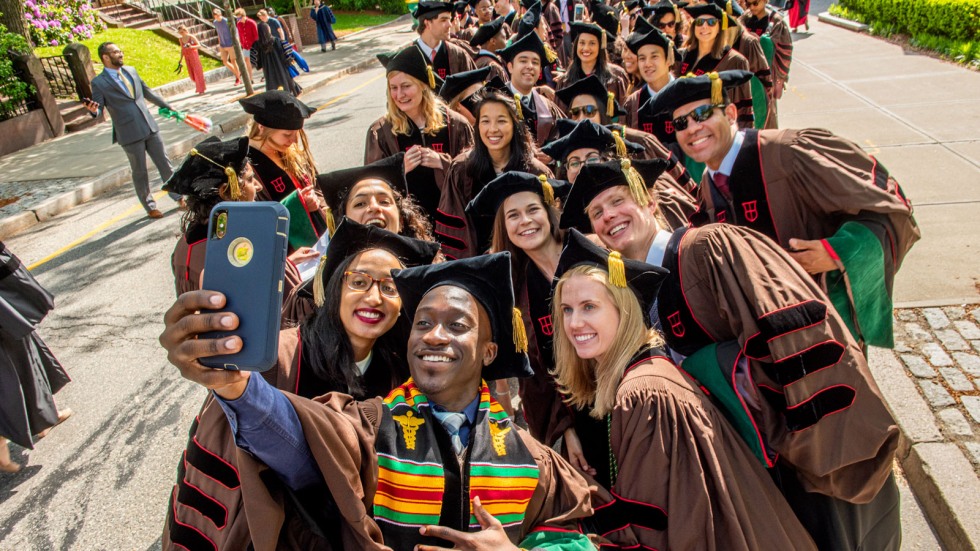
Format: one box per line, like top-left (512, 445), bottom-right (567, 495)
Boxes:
top-left (157, 0), bottom-right (921, 548)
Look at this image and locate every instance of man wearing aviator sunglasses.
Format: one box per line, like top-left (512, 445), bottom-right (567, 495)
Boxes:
top-left (647, 70), bottom-right (919, 354)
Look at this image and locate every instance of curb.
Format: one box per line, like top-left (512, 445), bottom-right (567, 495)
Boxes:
top-left (868, 348), bottom-right (980, 551)
top-left (0, 44), bottom-right (390, 240)
top-left (817, 11), bottom-right (869, 33)
top-left (895, 298), bottom-right (980, 309)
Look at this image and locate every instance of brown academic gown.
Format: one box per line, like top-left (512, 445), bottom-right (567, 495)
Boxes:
top-left (409, 39), bottom-right (478, 80)
top-left (437, 151), bottom-right (553, 259)
top-left (473, 51), bottom-right (510, 84)
top-left (741, 8), bottom-right (793, 128)
top-left (692, 128), bottom-right (920, 346)
top-left (676, 47), bottom-right (755, 129)
top-left (617, 123), bottom-right (698, 193)
top-left (554, 63), bottom-right (632, 106)
top-left (732, 27), bottom-right (774, 128)
top-left (363, 109), bottom-right (474, 232)
top-left (233, 390), bottom-right (595, 551)
top-left (656, 224), bottom-right (901, 549)
top-left (592, 348), bottom-right (816, 550)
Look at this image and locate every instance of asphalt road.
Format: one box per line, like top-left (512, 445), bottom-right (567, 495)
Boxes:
top-left (0, 67), bottom-right (388, 550)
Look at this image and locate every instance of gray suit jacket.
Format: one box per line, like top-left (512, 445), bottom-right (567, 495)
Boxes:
top-left (91, 66), bottom-right (173, 145)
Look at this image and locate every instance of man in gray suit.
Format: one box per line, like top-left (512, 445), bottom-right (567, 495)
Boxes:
top-left (84, 42), bottom-right (179, 218)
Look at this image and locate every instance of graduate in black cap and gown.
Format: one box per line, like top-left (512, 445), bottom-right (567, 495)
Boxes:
top-left (161, 252), bottom-right (597, 550)
top-left (365, 46), bottom-right (475, 231)
top-left (440, 66), bottom-right (496, 125)
top-left (622, 26), bottom-right (685, 156)
top-left (160, 220), bottom-right (440, 550)
top-left (557, 21), bottom-right (631, 104)
top-left (413, 0), bottom-right (478, 80)
top-left (515, 1), bottom-right (562, 89)
top-left (459, 0), bottom-right (496, 42)
top-left (466, 17), bottom-right (511, 83)
top-left (256, 10), bottom-right (301, 95)
top-left (498, 31), bottom-right (565, 147)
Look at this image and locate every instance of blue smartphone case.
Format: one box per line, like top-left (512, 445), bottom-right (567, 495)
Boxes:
top-left (200, 202), bottom-right (289, 371)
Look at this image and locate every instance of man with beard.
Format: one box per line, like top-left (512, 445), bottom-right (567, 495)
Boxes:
top-left (160, 253), bottom-right (595, 550)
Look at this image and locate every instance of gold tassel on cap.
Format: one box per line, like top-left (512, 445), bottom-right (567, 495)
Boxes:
top-left (709, 71), bottom-right (722, 104)
top-left (190, 148), bottom-right (240, 199)
top-left (544, 43), bottom-right (558, 64)
top-left (514, 94), bottom-right (524, 119)
top-left (607, 251), bottom-right (627, 287)
top-left (324, 207), bottom-right (337, 236)
top-left (313, 256), bottom-right (328, 307)
top-left (673, 4), bottom-right (679, 20)
top-left (426, 65), bottom-right (436, 89)
top-left (722, 4), bottom-right (729, 31)
top-left (612, 131), bottom-right (629, 159)
top-left (512, 307), bottom-right (528, 353)
top-left (606, 91), bottom-right (615, 118)
top-left (601, 29), bottom-right (608, 50)
top-left (539, 174), bottom-right (555, 205)
top-left (621, 158), bottom-right (651, 207)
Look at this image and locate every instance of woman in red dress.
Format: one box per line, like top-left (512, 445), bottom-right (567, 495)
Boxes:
top-left (178, 25), bottom-right (206, 95)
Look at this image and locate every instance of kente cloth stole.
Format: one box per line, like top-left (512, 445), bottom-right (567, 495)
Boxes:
top-left (374, 379), bottom-right (539, 542)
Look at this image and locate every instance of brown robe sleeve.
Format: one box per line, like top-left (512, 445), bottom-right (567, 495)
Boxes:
top-left (716, 49), bottom-right (755, 129)
top-left (364, 115), bottom-right (398, 164)
top-left (680, 224), bottom-right (900, 503)
top-left (515, 429), bottom-right (595, 538)
top-left (171, 235), bottom-right (206, 297)
top-left (604, 360), bottom-right (816, 550)
top-left (435, 152), bottom-right (479, 259)
top-left (448, 40), bottom-right (479, 74)
top-left (621, 126), bottom-right (697, 192)
top-left (622, 88), bottom-right (641, 129)
top-left (653, 175), bottom-right (697, 230)
top-left (768, 10), bottom-right (793, 82)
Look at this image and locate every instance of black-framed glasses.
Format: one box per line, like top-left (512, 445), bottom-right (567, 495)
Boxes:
top-left (693, 17), bottom-right (720, 27)
top-left (568, 104), bottom-right (600, 118)
top-left (671, 103), bottom-right (725, 131)
top-left (565, 153), bottom-right (604, 170)
top-left (745, 0), bottom-right (765, 6)
top-left (656, 20), bottom-right (676, 29)
top-left (344, 271), bottom-right (399, 298)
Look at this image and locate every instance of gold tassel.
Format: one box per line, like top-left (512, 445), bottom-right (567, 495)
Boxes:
top-left (514, 94), bottom-right (524, 119)
top-left (612, 131), bottom-right (628, 159)
top-left (544, 43), bottom-right (558, 64)
top-left (709, 71), bottom-right (722, 104)
top-left (722, 8), bottom-right (729, 31)
top-left (601, 28), bottom-right (608, 50)
top-left (512, 307), bottom-right (528, 353)
top-left (324, 207), bottom-right (337, 236)
top-left (607, 251), bottom-right (627, 287)
top-left (606, 91), bottom-right (615, 118)
top-left (313, 255), bottom-right (328, 307)
top-left (673, 4), bottom-right (679, 20)
top-left (426, 65), bottom-right (436, 89)
top-left (539, 174), bottom-right (555, 205)
top-left (621, 158), bottom-right (650, 207)
top-left (225, 167), bottom-right (241, 200)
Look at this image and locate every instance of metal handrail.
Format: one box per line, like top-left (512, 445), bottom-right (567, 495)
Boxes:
top-left (138, 0), bottom-right (239, 28)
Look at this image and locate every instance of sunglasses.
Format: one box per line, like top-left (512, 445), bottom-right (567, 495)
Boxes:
top-left (671, 103), bottom-right (724, 131)
top-left (568, 104), bottom-right (600, 118)
top-left (745, 0), bottom-right (764, 5)
top-left (656, 20), bottom-right (677, 29)
top-left (344, 271), bottom-right (399, 299)
top-left (693, 18), bottom-right (720, 27)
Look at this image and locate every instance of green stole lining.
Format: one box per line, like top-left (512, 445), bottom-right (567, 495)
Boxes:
top-left (824, 221), bottom-right (893, 348)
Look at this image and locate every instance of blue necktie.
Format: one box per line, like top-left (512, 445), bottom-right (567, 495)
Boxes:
top-left (433, 410), bottom-right (467, 454)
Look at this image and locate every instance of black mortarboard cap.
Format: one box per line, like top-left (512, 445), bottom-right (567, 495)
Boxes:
top-left (496, 29), bottom-right (548, 63)
top-left (554, 74), bottom-right (626, 119)
top-left (413, 0), bottom-right (454, 18)
top-left (708, 0), bottom-right (743, 18)
top-left (316, 152), bottom-right (408, 220)
top-left (554, 229), bottom-right (668, 326)
top-left (643, 69), bottom-right (753, 117)
top-left (646, 0), bottom-right (685, 19)
top-left (479, 75), bottom-right (511, 95)
top-left (516, 1), bottom-right (542, 38)
top-left (520, 0), bottom-right (538, 8)
top-left (624, 0), bottom-right (645, 10)
top-left (376, 50), bottom-right (397, 68)
top-left (439, 66), bottom-right (492, 102)
top-left (454, 0), bottom-right (470, 14)
top-left (569, 21), bottom-right (605, 45)
top-left (591, 4), bottom-right (620, 38)
top-left (469, 15), bottom-right (507, 47)
top-left (542, 119), bottom-right (643, 161)
top-left (560, 158), bottom-right (654, 231)
top-left (164, 136), bottom-right (249, 197)
top-left (464, 170), bottom-right (570, 220)
top-left (392, 252), bottom-right (534, 380)
top-left (625, 26), bottom-right (671, 54)
top-left (631, 13), bottom-right (656, 35)
top-left (630, 157), bottom-right (672, 187)
top-left (299, 218), bottom-right (442, 306)
top-left (386, 45), bottom-right (445, 90)
top-left (682, 2), bottom-right (738, 29)
top-left (239, 90), bottom-right (316, 130)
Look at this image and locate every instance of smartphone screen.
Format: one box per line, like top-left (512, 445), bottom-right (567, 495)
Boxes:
top-left (574, 3), bottom-right (585, 21)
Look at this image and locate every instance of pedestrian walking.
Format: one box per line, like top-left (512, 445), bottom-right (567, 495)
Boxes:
top-left (787, 0), bottom-right (810, 32)
top-left (267, 7), bottom-right (311, 73)
top-left (234, 8), bottom-right (258, 82)
top-left (177, 25), bottom-right (206, 95)
top-left (211, 8), bottom-right (243, 85)
top-left (83, 42), bottom-right (181, 218)
top-left (311, 0), bottom-right (338, 52)
top-left (0, 242), bottom-right (72, 474)
top-left (254, 9), bottom-right (301, 95)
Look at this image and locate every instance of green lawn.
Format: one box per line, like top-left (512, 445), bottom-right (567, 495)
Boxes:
top-left (333, 12), bottom-right (400, 37)
top-left (34, 28), bottom-right (223, 88)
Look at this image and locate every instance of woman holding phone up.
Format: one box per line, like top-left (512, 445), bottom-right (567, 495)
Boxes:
top-left (160, 219), bottom-right (441, 550)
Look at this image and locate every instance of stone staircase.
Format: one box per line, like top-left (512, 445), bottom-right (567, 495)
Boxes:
top-left (96, 2), bottom-right (160, 30)
top-left (58, 100), bottom-right (101, 133)
top-left (166, 17), bottom-right (221, 57)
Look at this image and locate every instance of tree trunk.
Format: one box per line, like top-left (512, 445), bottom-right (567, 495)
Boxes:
top-left (0, 0), bottom-right (33, 48)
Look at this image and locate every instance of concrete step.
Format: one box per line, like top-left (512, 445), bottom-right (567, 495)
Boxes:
top-left (65, 116), bottom-right (100, 133)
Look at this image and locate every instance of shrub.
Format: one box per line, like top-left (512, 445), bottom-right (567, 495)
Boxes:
top-left (1, 21), bottom-right (34, 119)
top-left (23, 0), bottom-right (105, 47)
top-left (838, 0), bottom-right (980, 42)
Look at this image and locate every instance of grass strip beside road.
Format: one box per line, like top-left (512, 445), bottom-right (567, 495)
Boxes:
top-left (34, 28), bottom-right (223, 88)
top-left (333, 12), bottom-right (400, 37)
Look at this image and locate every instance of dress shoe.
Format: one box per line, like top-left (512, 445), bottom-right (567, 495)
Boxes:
top-left (148, 209), bottom-right (164, 219)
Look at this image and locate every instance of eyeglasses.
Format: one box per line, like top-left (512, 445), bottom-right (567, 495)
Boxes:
top-left (671, 103), bottom-right (725, 131)
top-left (565, 153), bottom-right (604, 170)
top-left (656, 20), bottom-right (676, 29)
top-left (692, 18), bottom-right (720, 27)
top-left (568, 104), bottom-right (600, 118)
top-left (344, 271), bottom-right (399, 298)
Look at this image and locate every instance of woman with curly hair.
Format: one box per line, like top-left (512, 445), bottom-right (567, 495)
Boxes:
top-left (364, 45), bottom-right (474, 227)
top-left (438, 91), bottom-right (553, 259)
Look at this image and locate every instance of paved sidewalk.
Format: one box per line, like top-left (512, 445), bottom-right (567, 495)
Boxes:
top-left (0, 16), bottom-right (415, 239)
top-left (781, 18), bottom-right (980, 551)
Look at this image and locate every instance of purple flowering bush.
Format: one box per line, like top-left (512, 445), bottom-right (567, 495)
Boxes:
top-left (24, 0), bottom-right (105, 47)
